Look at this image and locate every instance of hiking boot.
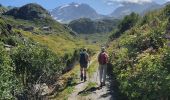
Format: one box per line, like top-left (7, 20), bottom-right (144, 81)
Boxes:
top-left (102, 82), bottom-right (106, 86)
top-left (100, 82), bottom-right (103, 88)
top-left (80, 74), bottom-right (83, 81)
top-left (84, 76), bottom-right (87, 82)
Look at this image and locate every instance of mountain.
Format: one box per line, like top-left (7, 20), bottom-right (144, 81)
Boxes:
top-left (4, 3), bottom-right (50, 20)
top-left (110, 2), bottom-right (161, 18)
top-left (68, 18), bottom-right (119, 34)
top-left (162, 2), bottom-right (170, 7)
top-left (51, 2), bottom-right (102, 23)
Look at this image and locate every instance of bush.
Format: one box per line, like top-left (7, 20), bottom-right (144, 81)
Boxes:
top-left (11, 44), bottom-right (64, 86)
top-left (117, 53), bottom-right (170, 99)
top-left (109, 6), bottom-right (170, 100)
top-left (118, 12), bottom-right (139, 33)
top-left (0, 43), bottom-right (16, 99)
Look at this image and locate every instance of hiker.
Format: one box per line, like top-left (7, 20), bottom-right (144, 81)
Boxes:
top-left (98, 47), bottom-right (109, 87)
top-left (79, 48), bottom-right (89, 82)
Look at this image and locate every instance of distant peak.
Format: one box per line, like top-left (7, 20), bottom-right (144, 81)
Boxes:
top-left (58, 2), bottom-right (82, 10)
top-left (70, 2), bottom-right (81, 7)
top-left (70, 2), bottom-right (79, 5)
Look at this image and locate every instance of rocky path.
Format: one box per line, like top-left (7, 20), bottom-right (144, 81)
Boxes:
top-left (68, 53), bottom-right (116, 100)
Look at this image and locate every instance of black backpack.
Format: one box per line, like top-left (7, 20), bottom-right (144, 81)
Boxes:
top-left (79, 52), bottom-right (88, 64)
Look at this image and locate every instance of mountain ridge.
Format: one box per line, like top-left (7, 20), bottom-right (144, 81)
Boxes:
top-left (4, 3), bottom-right (50, 20)
top-left (110, 1), bottom-right (161, 18)
top-left (51, 2), bottom-right (103, 23)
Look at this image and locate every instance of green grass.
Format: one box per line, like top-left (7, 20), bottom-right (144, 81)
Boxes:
top-left (1, 15), bottom-right (100, 56)
top-left (50, 84), bottom-right (75, 100)
top-left (14, 29), bottom-right (99, 56)
top-left (49, 63), bottom-right (80, 100)
top-left (78, 32), bottom-right (112, 46)
top-left (87, 60), bottom-right (98, 78)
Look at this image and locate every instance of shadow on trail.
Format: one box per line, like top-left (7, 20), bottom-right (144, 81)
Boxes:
top-left (49, 77), bottom-right (84, 98)
top-left (105, 63), bottom-right (128, 100)
top-left (77, 86), bottom-right (100, 95)
top-left (67, 77), bottom-right (84, 86)
top-left (74, 63), bottom-right (128, 100)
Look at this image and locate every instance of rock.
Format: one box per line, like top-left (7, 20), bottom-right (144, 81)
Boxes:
top-left (34, 83), bottom-right (51, 96)
top-left (17, 25), bottom-right (34, 31)
top-left (42, 26), bottom-right (52, 31)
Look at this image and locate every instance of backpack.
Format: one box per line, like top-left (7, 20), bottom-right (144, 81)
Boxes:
top-left (79, 52), bottom-right (88, 64)
top-left (99, 52), bottom-right (108, 64)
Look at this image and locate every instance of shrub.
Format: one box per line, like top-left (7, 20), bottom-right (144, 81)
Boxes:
top-left (0, 43), bottom-right (16, 99)
top-left (11, 44), bottom-right (64, 86)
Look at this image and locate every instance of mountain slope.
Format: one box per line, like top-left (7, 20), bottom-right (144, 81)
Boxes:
top-left (0, 3), bottom-right (98, 98)
top-left (68, 18), bottom-right (119, 34)
top-left (108, 4), bottom-right (170, 99)
top-left (110, 2), bottom-right (161, 18)
top-left (51, 2), bottom-right (102, 23)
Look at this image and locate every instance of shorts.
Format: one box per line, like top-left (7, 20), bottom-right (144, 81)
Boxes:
top-left (80, 63), bottom-right (88, 68)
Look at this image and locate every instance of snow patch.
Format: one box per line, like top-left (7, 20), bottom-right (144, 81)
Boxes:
top-left (74, 4), bottom-right (79, 7)
top-left (56, 18), bottom-right (64, 22)
top-left (59, 4), bottom-right (70, 10)
top-left (53, 17), bottom-right (63, 22)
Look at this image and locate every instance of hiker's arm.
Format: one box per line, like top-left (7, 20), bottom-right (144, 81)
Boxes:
top-left (86, 53), bottom-right (90, 62)
top-left (106, 53), bottom-right (109, 63)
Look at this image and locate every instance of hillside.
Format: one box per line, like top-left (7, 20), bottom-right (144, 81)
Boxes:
top-left (108, 4), bottom-right (170, 99)
top-left (0, 3), bottom-right (99, 99)
top-left (68, 18), bottom-right (119, 34)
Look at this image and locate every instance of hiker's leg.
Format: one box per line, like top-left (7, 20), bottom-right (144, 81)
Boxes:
top-left (80, 67), bottom-right (83, 75)
top-left (84, 68), bottom-right (87, 81)
top-left (80, 67), bottom-right (83, 81)
top-left (103, 64), bottom-right (107, 85)
top-left (99, 64), bottom-right (103, 83)
top-left (84, 68), bottom-right (87, 77)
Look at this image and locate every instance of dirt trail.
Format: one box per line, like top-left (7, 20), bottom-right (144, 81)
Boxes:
top-left (68, 53), bottom-right (98, 100)
top-left (68, 53), bottom-right (116, 100)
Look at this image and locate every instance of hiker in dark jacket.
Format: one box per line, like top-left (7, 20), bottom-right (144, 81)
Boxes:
top-left (79, 48), bottom-right (89, 82)
top-left (98, 47), bottom-right (108, 87)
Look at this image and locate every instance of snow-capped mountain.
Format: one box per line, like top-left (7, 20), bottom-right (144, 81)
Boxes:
top-left (51, 2), bottom-right (102, 23)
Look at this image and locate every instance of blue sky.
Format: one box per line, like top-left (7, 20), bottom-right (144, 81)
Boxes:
top-left (0, 0), bottom-right (169, 15)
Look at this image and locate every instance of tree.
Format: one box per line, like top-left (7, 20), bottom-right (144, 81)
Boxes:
top-left (118, 12), bottom-right (140, 33)
top-left (110, 12), bottom-right (140, 39)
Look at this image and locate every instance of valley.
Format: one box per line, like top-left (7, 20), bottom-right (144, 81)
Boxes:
top-left (0, 1), bottom-right (170, 100)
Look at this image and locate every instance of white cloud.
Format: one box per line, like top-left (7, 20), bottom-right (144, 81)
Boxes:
top-left (105, 0), bottom-right (152, 4)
